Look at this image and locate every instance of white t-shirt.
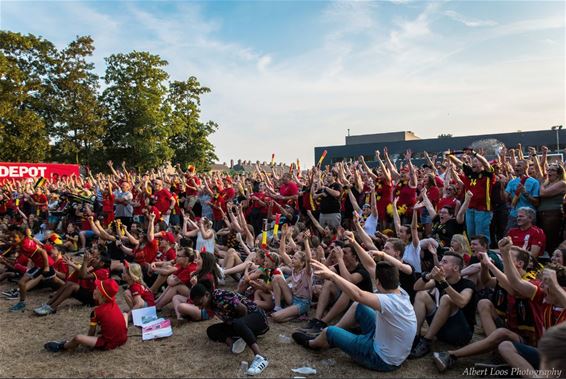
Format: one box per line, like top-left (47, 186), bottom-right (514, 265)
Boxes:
top-left (402, 243), bottom-right (421, 273)
top-left (373, 289), bottom-right (417, 366)
top-left (363, 214), bottom-right (378, 236)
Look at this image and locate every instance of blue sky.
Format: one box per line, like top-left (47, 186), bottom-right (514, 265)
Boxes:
top-left (1, 0), bottom-right (564, 166)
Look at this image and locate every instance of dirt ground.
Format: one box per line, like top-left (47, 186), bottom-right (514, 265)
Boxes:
top-left (0, 281), bottom-right (491, 378)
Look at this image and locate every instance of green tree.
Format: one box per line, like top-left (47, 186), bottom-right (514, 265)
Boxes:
top-left (101, 51), bottom-right (171, 171)
top-left (49, 36), bottom-right (106, 166)
top-left (166, 77), bottom-right (218, 171)
top-left (0, 31), bottom-right (54, 161)
top-left (438, 133), bottom-right (453, 139)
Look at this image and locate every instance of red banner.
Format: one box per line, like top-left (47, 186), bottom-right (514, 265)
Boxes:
top-left (0, 162), bottom-right (80, 180)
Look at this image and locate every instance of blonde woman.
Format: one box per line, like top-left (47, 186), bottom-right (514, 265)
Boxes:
top-left (449, 234), bottom-right (472, 266)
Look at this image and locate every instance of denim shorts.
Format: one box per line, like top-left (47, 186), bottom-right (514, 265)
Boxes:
top-left (512, 342), bottom-right (540, 370)
top-left (291, 296), bottom-right (311, 315)
top-left (420, 208), bottom-right (432, 224)
top-left (326, 303), bottom-right (398, 372)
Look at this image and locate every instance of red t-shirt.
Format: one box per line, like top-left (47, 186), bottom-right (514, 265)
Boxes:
top-left (14, 254), bottom-right (29, 274)
top-left (20, 238), bottom-right (54, 268)
top-left (92, 301), bottom-right (128, 350)
top-left (437, 196), bottom-right (458, 212)
top-left (174, 262), bottom-right (198, 285)
top-left (395, 182), bottom-right (417, 212)
top-left (134, 239), bottom-right (159, 265)
top-left (211, 193), bottom-right (226, 221)
top-left (508, 226), bottom-right (546, 253)
top-left (157, 247), bottom-right (176, 262)
top-left (77, 268), bottom-right (110, 291)
top-left (279, 181), bottom-right (298, 206)
top-left (529, 285), bottom-right (566, 341)
top-left (221, 187), bottom-right (236, 202)
top-left (32, 193), bottom-right (48, 212)
top-left (375, 180), bottom-right (393, 219)
top-left (130, 282), bottom-right (155, 306)
top-left (461, 165), bottom-right (495, 211)
top-left (53, 257), bottom-right (69, 279)
top-left (185, 176), bottom-right (202, 197)
top-left (426, 186), bottom-right (441, 209)
top-left (154, 189), bottom-right (173, 213)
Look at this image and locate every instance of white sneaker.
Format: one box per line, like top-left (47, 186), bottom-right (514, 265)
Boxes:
top-left (247, 354), bottom-right (268, 376)
top-left (231, 337), bottom-right (247, 354)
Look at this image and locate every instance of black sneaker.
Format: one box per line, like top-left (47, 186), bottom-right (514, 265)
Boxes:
top-left (292, 332), bottom-right (319, 350)
top-left (298, 319), bottom-right (327, 334)
top-left (44, 341), bottom-right (66, 353)
top-left (409, 338), bottom-right (431, 359)
top-left (433, 352), bottom-right (457, 372)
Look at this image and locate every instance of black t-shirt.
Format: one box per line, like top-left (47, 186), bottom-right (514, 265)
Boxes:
top-left (337, 263), bottom-right (373, 293)
top-left (343, 187), bottom-right (360, 219)
top-left (436, 277), bottom-right (477, 329)
top-left (318, 182), bottom-right (342, 214)
top-left (431, 217), bottom-right (464, 247)
top-left (399, 262), bottom-right (417, 303)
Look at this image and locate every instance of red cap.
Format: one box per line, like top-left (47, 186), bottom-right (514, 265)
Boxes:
top-left (162, 231), bottom-right (176, 244)
top-left (95, 279), bottom-right (119, 301)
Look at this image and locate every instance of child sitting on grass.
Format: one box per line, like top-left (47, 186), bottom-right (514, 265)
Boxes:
top-left (44, 278), bottom-right (127, 352)
top-left (122, 261), bottom-right (155, 324)
top-left (270, 225), bottom-right (313, 323)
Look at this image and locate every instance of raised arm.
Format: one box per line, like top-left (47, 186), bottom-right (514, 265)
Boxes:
top-left (456, 190), bottom-right (473, 225)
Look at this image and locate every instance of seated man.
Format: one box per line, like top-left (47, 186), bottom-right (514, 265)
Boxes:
top-left (299, 242), bottom-right (372, 334)
top-left (410, 252), bottom-right (477, 358)
top-left (507, 207), bottom-right (546, 259)
top-left (292, 260), bottom-right (416, 372)
top-left (432, 244), bottom-right (538, 372)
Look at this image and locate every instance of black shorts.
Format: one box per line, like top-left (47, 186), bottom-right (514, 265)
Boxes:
top-left (512, 342), bottom-right (540, 370)
top-left (26, 267), bottom-right (42, 279)
top-left (73, 287), bottom-right (96, 306)
top-left (426, 309), bottom-right (474, 346)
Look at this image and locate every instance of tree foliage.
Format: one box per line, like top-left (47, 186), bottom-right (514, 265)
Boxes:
top-left (0, 32), bottom-right (219, 170)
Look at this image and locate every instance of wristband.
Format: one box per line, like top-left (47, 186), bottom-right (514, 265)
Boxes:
top-left (436, 280), bottom-right (449, 291)
top-left (421, 272), bottom-right (431, 282)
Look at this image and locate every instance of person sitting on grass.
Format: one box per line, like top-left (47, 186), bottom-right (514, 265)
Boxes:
top-left (154, 248), bottom-right (198, 311)
top-left (270, 225), bottom-right (313, 323)
top-left (242, 250), bottom-right (282, 311)
top-left (410, 252), bottom-right (477, 359)
top-left (189, 282), bottom-right (270, 376)
top-left (122, 261), bottom-right (155, 325)
top-left (172, 252), bottom-right (221, 321)
top-left (8, 225), bottom-right (65, 312)
top-left (292, 260), bottom-right (417, 372)
top-left (34, 247), bottom-right (111, 316)
top-left (44, 278), bottom-right (127, 352)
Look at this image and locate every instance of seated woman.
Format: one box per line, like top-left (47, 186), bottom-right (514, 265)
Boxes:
top-left (154, 248), bottom-right (197, 311)
top-left (172, 252), bottom-right (221, 321)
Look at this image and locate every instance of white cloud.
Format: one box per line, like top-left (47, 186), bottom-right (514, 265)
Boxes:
top-left (443, 10), bottom-right (497, 27)
top-left (1, 1), bottom-right (563, 167)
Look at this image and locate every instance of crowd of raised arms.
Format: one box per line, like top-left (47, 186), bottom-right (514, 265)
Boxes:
top-left (1, 145), bottom-right (566, 377)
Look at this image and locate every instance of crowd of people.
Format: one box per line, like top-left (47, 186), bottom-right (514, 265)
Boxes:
top-left (1, 145), bottom-right (565, 377)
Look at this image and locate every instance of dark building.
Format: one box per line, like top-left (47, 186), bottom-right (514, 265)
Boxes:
top-left (314, 128), bottom-right (565, 167)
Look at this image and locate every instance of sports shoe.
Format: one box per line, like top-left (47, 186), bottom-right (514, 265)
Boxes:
top-left (34, 304), bottom-right (55, 316)
top-left (44, 340), bottom-right (66, 352)
top-left (231, 337), bottom-right (247, 354)
top-left (3, 290), bottom-right (19, 300)
top-left (292, 332), bottom-right (319, 350)
top-left (246, 354), bottom-right (269, 376)
top-left (433, 352), bottom-right (457, 372)
top-left (409, 338), bottom-right (431, 359)
top-left (9, 301), bottom-right (25, 312)
top-left (298, 318), bottom-right (326, 334)
top-left (1, 288), bottom-right (18, 297)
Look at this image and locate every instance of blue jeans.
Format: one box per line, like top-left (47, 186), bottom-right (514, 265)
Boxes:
top-left (466, 208), bottom-right (493, 244)
top-left (326, 304), bottom-right (398, 372)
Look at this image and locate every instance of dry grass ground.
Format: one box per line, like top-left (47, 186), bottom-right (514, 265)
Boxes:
top-left (0, 281), bottom-right (491, 378)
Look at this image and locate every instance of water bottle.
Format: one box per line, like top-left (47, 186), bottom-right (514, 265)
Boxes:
top-left (278, 334), bottom-right (291, 343)
top-left (239, 361), bottom-right (248, 377)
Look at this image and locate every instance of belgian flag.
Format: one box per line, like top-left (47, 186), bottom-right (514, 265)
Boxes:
top-left (34, 177), bottom-right (46, 189)
top-left (48, 233), bottom-right (63, 245)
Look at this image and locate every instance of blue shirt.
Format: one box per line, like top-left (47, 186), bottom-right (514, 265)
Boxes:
top-left (505, 176), bottom-right (540, 217)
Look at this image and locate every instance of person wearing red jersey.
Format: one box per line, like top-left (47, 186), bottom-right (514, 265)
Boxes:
top-left (44, 278), bottom-right (127, 352)
top-left (30, 187), bottom-right (48, 220)
top-left (387, 150), bottom-right (418, 224)
top-left (8, 226), bottom-right (64, 312)
top-left (272, 173), bottom-right (299, 207)
top-left (122, 262), bottom-right (155, 324)
top-left (221, 176), bottom-right (236, 203)
top-left (448, 150), bottom-right (495, 245)
top-left (154, 248), bottom-right (198, 310)
top-left (153, 179), bottom-right (175, 226)
top-left (184, 165), bottom-right (201, 211)
top-left (34, 247), bottom-right (111, 316)
top-left (156, 231), bottom-right (177, 262)
top-left (507, 207), bottom-right (546, 259)
top-left (495, 238), bottom-right (566, 375)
